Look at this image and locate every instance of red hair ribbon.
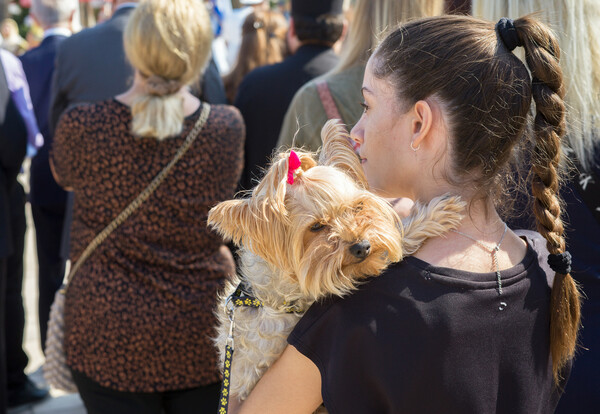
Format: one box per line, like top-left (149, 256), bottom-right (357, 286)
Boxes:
top-left (287, 150), bottom-right (301, 185)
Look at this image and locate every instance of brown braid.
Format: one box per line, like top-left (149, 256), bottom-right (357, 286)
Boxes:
top-left (515, 16), bottom-right (581, 382)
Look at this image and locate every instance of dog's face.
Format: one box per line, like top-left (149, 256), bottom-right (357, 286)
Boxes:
top-left (208, 121), bottom-right (402, 300)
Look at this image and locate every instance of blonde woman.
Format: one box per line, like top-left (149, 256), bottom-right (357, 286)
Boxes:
top-left (276, 0), bottom-right (444, 152)
top-left (223, 9), bottom-right (288, 104)
top-left (50, 0), bottom-right (244, 412)
top-left (473, 1), bottom-right (600, 412)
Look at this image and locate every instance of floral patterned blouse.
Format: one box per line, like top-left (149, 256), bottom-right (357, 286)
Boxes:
top-left (51, 99), bottom-right (244, 392)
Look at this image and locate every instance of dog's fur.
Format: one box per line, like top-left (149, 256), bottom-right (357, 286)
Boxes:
top-left (208, 121), bottom-right (464, 403)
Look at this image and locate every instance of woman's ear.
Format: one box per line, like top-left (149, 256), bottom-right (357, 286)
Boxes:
top-left (410, 100), bottom-right (434, 150)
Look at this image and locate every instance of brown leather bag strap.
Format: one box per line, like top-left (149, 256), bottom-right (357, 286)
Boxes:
top-left (316, 80), bottom-right (342, 120)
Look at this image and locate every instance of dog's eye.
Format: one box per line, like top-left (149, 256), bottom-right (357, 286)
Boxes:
top-left (310, 222), bottom-right (326, 232)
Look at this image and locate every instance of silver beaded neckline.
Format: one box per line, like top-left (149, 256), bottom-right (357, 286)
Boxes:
top-left (450, 223), bottom-right (508, 296)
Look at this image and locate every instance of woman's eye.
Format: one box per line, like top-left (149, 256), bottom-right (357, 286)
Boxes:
top-left (360, 101), bottom-right (369, 113)
top-left (310, 222), bottom-right (326, 232)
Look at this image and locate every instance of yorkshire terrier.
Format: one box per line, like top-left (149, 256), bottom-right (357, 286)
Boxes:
top-left (208, 120), bottom-right (464, 406)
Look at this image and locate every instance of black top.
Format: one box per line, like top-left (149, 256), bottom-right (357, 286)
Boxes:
top-left (289, 237), bottom-right (566, 414)
top-left (234, 44), bottom-right (339, 191)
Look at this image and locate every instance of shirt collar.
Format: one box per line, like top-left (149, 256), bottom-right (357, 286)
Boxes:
top-left (43, 27), bottom-right (72, 40)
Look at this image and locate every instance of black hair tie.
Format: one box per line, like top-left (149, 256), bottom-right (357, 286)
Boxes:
top-left (548, 251), bottom-right (572, 275)
top-left (495, 17), bottom-right (522, 51)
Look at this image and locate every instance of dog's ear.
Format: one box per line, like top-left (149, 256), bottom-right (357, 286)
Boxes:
top-left (207, 199), bottom-right (250, 245)
top-left (318, 120), bottom-right (368, 188)
top-left (207, 191), bottom-right (294, 271)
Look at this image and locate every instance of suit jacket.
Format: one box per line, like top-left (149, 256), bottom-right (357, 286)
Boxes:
top-left (20, 34), bottom-right (68, 207)
top-left (234, 44), bottom-right (339, 191)
top-left (50, 6), bottom-right (135, 132)
top-left (0, 60), bottom-right (27, 258)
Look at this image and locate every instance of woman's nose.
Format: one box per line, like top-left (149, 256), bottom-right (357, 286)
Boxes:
top-left (350, 118), bottom-right (364, 145)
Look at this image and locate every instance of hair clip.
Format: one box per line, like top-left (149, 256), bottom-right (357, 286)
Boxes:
top-left (287, 151), bottom-right (301, 185)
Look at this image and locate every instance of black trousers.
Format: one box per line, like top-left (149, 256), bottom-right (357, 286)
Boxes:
top-left (31, 203), bottom-right (66, 350)
top-left (72, 370), bottom-right (221, 414)
top-left (4, 183), bottom-right (27, 392)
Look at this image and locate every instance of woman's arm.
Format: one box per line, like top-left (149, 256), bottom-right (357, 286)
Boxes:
top-left (237, 345), bottom-right (323, 414)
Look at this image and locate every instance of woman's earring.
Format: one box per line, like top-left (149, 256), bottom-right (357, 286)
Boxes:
top-left (410, 141), bottom-right (420, 152)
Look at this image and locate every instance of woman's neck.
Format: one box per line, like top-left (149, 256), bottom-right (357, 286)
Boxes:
top-left (412, 196), bottom-right (527, 273)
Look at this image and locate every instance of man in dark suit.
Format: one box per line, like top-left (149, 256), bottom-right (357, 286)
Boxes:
top-left (234, 0), bottom-right (345, 191)
top-left (20, 0), bottom-right (77, 359)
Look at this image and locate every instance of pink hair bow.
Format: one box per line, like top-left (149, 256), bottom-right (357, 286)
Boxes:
top-left (287, 150), bottom-right (301, 185)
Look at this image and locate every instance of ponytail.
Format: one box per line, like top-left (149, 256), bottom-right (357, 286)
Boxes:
top-left (514, 16), bottom-right (581, 383)
top-left (123, 0), bottom-right (213, 140)
top-left (131, 75), bottom-right (185, 140)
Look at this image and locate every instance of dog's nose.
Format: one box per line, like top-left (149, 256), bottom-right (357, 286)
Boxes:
top-left (349, 240), bottom-right (371, 259)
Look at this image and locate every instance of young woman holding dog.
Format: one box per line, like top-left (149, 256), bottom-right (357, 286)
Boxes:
top-left (234, 13), bottom-right (580, 414)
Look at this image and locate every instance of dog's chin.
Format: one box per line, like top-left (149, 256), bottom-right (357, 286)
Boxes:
top-left (342, 250), bottom-right (391, 280)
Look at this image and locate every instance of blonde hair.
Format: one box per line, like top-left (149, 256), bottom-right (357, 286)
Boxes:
top-left (472, 0), bottom-right (600, 170)
top-left (223, 9), bottom-right (288, 103)
top-left (124, 0), bottom-right (213, 140)
top-left (334, 0), bottom-right (444, 73)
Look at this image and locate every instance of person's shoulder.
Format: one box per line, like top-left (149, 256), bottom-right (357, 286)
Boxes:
top-left (324, 65), bottom-right (365, 89)
top-left (18, 45), bottom-right (38, 63)
top-left (0, 48), bottom-right (21, 68)
top-left (206, 103), bottom-right (244, 134)
top-left (293, 76), bottom-right (320, 100)
top-left (209, 103), bottom-right (242, 121)
top-left (293, 262), bottom-right (412, 334)
top-left (513, 229), bottom-right (554, 287)
top-left (56, 29), bottom-right (89, 60)
top-left (59, 13), bottom-right (126, 51)
top-left (309, 262), bottom-right (412, 314)
top-left (239, 61), bottom-right (284, 87)
top-left (60, 100), bottom-right (114, 125)
top-left (61, 26), bottom-right (95, 46)
top-left (20, 37), bottom-right (62, 64)
top-left (234, 64), bottom-right (281, 106)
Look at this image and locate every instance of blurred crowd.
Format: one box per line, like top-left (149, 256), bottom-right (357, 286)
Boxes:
top-left (0, 0), bottom-right (597, 413)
